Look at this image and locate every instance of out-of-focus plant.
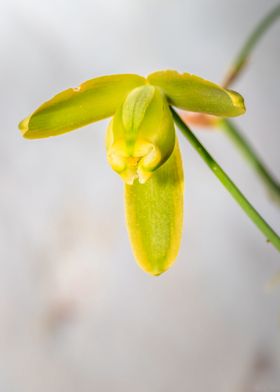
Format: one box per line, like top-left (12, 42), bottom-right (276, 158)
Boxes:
top-left (183, 4), bottom-right (280, 203)
top-left (18, 6), bottom-right (280, 276)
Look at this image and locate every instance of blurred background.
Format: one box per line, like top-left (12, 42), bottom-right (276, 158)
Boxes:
top-left (1, 0), bottom-right (280, 391)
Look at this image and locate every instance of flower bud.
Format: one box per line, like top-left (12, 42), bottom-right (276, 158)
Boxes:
top-left (106, 85), bottom-right (175, 184)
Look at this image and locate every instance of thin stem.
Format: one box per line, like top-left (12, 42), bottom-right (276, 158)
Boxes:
top-left (220, 119), bottom-right (280, 203)
top-left (171, 107), bottom-right (280, 252)
top-left (223, 4), bottom-right (280, 87)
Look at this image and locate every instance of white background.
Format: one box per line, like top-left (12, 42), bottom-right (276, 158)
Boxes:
top-left (0, 0), bottom-right (280, 391)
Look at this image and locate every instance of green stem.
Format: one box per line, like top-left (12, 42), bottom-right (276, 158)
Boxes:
top-left (171, 107), bottom-right (280, 252)
top-left (220, 119), bottom-right (280, 203)
top-left (223, 4), bottom-right (280, 87)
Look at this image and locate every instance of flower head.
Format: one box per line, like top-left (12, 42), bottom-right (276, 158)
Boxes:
top-left (19, 70), bottom-right (245, 275)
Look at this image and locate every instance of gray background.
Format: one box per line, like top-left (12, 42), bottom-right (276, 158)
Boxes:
top-left (0, 0), bottom-right (280, 391)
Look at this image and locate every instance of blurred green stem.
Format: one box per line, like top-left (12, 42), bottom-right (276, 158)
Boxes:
top-left (219, 4), bottom-right (280, 203)
top-left (223, 4), bottom-right (280, 87)
top-left (220, 119), bottom-right (280, 203)
top-left (171, 107), bottom-right (280, 252)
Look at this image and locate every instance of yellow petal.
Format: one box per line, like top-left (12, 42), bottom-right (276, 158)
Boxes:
top-left (125, 139), bottom-right (184, 276)
top-left (19, 74), bottom-right (146, 139)
top-left (148, 70), bottom-right (245, 117)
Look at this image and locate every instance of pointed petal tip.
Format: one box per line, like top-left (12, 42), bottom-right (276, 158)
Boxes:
top-left (141, 264), bottom-right (169, 277)
top-left (18, 117), bottom-right (30, 138)
top-left (228, 89), bottom-right (246, 116)
top-left (150, 269), bottom-right (168, 277)
top-left (134, 252), bottom-right (177, 276)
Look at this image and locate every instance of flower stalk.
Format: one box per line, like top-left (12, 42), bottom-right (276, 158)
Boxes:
top-left (171, 107), bottom-right (280, 252)
top-left (220, 4), bottom-right (280, 201)
top-left (184, 4), bottom-right (280, 204)
top-left (219, 119), bottom-right (280, 203)
top-left (222, 4), bottom-right (280, 87)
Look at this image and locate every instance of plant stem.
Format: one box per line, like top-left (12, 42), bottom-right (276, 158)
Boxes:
top-left (219, 119), bottom-right (280, 203)
top-left (221, 5), bottom-right (280, 204)
top-left (223, 4), bottom-right (280, 87)
top-left (171, 107), bottom-right (280, 252)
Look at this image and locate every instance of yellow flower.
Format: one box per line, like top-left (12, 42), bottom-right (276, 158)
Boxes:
top-left (19, 70), bottom-right (245, 275)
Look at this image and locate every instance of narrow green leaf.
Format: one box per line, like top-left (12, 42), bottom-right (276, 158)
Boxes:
top-left (19, 74), bottom-right (146, 139)
top-left (148, 70), bottom-right (245, 117)
top-left (125, 139), bottom-right (184, 276)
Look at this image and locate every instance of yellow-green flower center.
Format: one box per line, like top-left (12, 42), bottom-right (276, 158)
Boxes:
top-left (106, 85), bottom-right (175, 185)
